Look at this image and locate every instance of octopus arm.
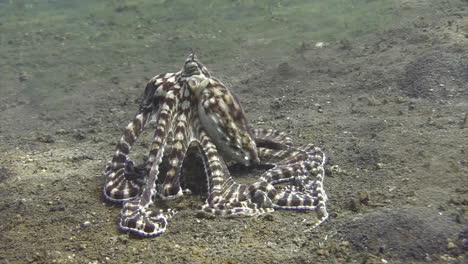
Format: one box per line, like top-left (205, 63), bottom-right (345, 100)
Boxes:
top-left (198, 81), bottom-right (259, 166)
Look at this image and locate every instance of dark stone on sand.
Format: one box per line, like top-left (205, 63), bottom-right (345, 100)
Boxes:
top-left (336, 206), bottom-right (463, 261)
top-left (398, 51), bottom-right (468, 101)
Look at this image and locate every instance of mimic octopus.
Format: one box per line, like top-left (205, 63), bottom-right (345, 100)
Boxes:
top-left (103, 54), bottom-right (328, 236)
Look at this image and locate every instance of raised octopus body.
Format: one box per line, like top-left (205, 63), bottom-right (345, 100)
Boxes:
top-left (103, 54), bottom-right (328, 236)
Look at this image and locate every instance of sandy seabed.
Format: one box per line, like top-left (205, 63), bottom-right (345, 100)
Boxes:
top-left (0, 1), bottom-right (467, 263)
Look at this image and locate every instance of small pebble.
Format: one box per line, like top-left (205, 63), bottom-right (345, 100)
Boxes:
top-left (349, 197), bottom-right (361, 212)
top-left (81, 221), bottom-right (91, 228)
top-left (117, 235), bottom-right (128, 244)
top-left (314, 103), bottom-right (323, 113)
top-left (446, 241), bottom-right (456, 250)
top-left (263, 214), bottom-right (274, 221)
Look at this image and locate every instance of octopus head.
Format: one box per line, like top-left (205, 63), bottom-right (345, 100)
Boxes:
top-left (182, 53), bottom-right (213, 98)
top-left (181, 53), bottom-right (211, 78)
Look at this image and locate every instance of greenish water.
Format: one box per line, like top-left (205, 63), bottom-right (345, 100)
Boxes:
top-left (0, 0), bottom-right (394, 109)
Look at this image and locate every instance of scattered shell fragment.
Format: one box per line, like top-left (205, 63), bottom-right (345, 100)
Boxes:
top-left (315, 42), bottom-right (328, 48)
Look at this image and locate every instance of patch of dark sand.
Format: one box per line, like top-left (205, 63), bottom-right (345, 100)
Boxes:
top-left (336, 206), bottom-right (464, 262)
top-left (0, 167), bottom-right (15, 183)
top-left (398, 51), bottom-right (468, 101)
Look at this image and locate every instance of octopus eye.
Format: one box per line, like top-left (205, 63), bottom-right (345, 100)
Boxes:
top-left (188, 78), bottom-right (199, 89)
top-left (199, 78), bottom-right (210, 88)
top-left (184, 62), bottom-right (198, 74)
top-left (187, 76), bottom-right (210, 95)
